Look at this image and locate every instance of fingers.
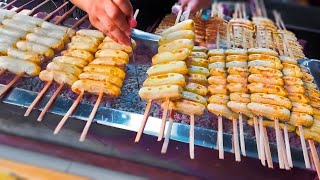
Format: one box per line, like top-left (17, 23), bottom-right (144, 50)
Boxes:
top-left (112, 0), bottom-right (133, 17)
top-left (97, 11), bottom-right (130, 45)
top-left (128, 17), bottom-right (137, 28)
top-left (86, 0), bottom-right (133, 46)
top-left (104, 0), bottom-right (131, 36)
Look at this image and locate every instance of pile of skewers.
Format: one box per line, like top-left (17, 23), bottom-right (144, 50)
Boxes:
top-left (0, 9), bottom-right (76, 98)
top-left (145, 3), bottom-right (320, 177)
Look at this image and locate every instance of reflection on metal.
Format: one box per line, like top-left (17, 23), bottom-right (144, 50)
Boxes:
top-left (131, 28), bottom-right (160, 41)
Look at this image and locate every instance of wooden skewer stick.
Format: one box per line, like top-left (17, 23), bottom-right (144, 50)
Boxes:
top-left (249, 31), bottom-right (254, 49)
top-left (211, 3), bottom-right (216, 18)
top-left (24, 80), bottom-right (53, 117)
top-left (231, 25), bottom-right (236, 48)
top-left (263, 127), bottom-right (273, 168)
top-left (71, 14), bottom-right (89, 29)
top-left (298, 125), bottom-right (311, 169)
top-left (134, 99), bottom-right (153, 142)
top-left (54, 90), bottom-right (84, 134)
top-left (226, 23), bottom-right (231, 49)
top-left (79, 91), bottom-right (103, 141)
top-left (308, 140), bottom-right (320, 179)
top-left (2, 0), bottom-right (18, 9)
top-left (184, 3), bottom-right (192, 20)
top-left (190, 114), bottom-right (195, 159)
top-left (310, 149), bottom-right (316, 171)
top-left (158, 98), bottom-right (170, 141)
top-left (55, 5), bottom-right (77, 25)
top-left (14, 0), bottom-right (37, 13)
top-left (279, 126), bottom-right (290, 170)
top-left (216, 25), bottom-right (220, 49)
top-left (133, 9), bottom-right (140, 19)
top-left (242, 3), bottom-right (247, 19)
top-left (242, 27), bottom-right (247, 50)
top-left (44, 1), bottom-right (69, 21)
top-left (239, 114), bottom-right (246, 156)
top-left (175, 7), bottom-right (183, 25)
top-left (26, 0), bottom-right (50, 16)
top-left (233, 119), bottom-right (241, 162)
top-left (284, 125), bottom-right (293, 167)
top-left (37, 83), bottom-right (64, 122)
top-left (161, 110), bottom-right (174, 154)
top-left (253, 116), bottom-right (261, 159)
top-left (259, 116), bottom-right (266, 166)
top-left (0, 74), bottom-right (22, 98)
top-left (274, 119), bottom-right (284, 169)
top-left (218, 115), bottom-right (224, 159)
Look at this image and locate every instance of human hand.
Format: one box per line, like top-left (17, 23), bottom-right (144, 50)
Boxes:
top-left (179, 0), bottom-right (211, 13)
top-left (85, 0), bottom-right (136, 45)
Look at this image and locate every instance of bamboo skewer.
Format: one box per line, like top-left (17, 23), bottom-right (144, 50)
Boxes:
top-left (79, 91), bottom-right (103, 141)
top-left (133, 9), bottom-right (140, 20)
top-left (161, 110), bottom-right (173, 154)
top-left (26, 0), bottom-right (50, 16)
top-left (299, 125), bottom-right (311, 169)
top-left (54, 90), bottom-right (84, 134)
top-left (279, 125), bottom-right (290, 170)
top-left (37, 83), bottom-right (64, 122)
top-left (253, 116), bottom-right (261, 159)
top-left (175, 7), bottom-right (183, 25)
top-left (308, 140), bottom-right (320, 179)
top-left (24, 80), bottom-right (53, 116)
top-left (55, 5), bottom-right (77, 25)
top-left (158, 98), bottom-right (170, 141)
top-left (44, 1), bottom-right (69, 21)
top-left (190, 114), bottom-right (195, 159)
top-left (14, 0), bottom-right (37, 12)
top-left (215, 26), bottom-right (224, 160)
top-left (71, 14), bottom-right (89, 29)
top-left (217, 115), bottom-right (224, 159)
top-left (239, 114), bottom-right (246, 156)
top-left (233, 118), bottom-right (241, 162)
top-left (134, 99), bottom-right (152, 143)
top-left (184, 3), bottom-right (192, 20)
top-left (283, 126), bottom-right (293, 167)
top-left (275, 119), bottom-right (284, 169)
top-left (238, 24), bottom-right (247, 157)
top-left (0, 74), bottom-right (22, 98)
top-left (1, 0), bottom-right (18, 9)
top-left (259, 116), bottom-right (266, 166)
top-left (263, 127), bottom-right (273, 168)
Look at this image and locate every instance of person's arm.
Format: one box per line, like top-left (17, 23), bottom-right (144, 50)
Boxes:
top-left (69, 0), bottom-right (136, 45)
